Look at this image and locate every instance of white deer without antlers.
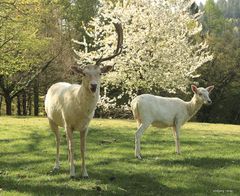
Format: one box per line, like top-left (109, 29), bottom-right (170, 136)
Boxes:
top-left (45, 22), bottom-right (123, 178)
top-left (131, 85), bottom-right (214, 159)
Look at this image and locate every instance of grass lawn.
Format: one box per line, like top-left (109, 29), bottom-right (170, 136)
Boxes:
top-left (0, 117), bottom-right (240, 195)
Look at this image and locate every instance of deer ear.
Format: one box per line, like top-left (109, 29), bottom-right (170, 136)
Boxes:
top-left (71, 66), bottom-right (84, 75)
top-left (101, 65), bottom-right (113, 74)
top-left (191, 85), bottom-right (198, 94)
top-left (206, 85), bottom-right (214, 93)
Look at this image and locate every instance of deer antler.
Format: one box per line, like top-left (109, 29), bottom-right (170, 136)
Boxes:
top-left (95, 22), bottom-right (123, 66)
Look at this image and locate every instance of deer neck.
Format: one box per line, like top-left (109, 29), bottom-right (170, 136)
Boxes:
top-left (186, 94), bottom-right (203, 120)
top-left (77, 85), bottom-right (100, 110)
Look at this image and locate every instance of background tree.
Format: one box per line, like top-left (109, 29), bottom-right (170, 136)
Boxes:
top-left (74, 0), bottom-right (212, 99)
top-left (1, 0), bottom-right (239, 124)
top-left (197, 0), bottom-right (240, 124)
top-left (0, 0), bottom-right (66, 115)
top-left (0, 0), bottom-right (50, 115)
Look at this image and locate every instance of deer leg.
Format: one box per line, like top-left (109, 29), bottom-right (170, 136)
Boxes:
top-left (80, 129), bottom-right (88, 178)
top-left (66, 126), bottom-right (75, 177)
top-left (176, 127), bottom-right (181, 154)
top-left (48, 119), bottom-right (60, 171)
top-left (135, 122), bottom-right (150, 159)
top-left (173, 124), bottom-right (181, 154)
top-left (65, 131), bottom-right (70, 163)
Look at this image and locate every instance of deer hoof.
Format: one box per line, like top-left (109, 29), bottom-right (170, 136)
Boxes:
top-left (136, 154), bottom-right (142, 160)
top-left (53, 166), bottom-right (60, 171)
top-left (70, 175), bottom-right (76, 180)
top-left (83, 175), bottom-right (89, 179)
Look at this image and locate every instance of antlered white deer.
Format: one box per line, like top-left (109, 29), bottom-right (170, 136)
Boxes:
top-left (45, 22), bottom-right (123, 178)
top-left (131, 85), bottom-right (214, 159)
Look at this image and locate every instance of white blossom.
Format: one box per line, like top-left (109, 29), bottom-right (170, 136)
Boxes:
top-left (74, 0), bottom-right (213, 94)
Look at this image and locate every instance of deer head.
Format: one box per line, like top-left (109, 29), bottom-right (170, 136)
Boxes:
top-left (191, 85), bottom-right (214, 105)
top-left (72, 22), bottom-right (123, 93)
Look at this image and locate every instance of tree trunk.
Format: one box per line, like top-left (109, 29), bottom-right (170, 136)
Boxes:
top-left (28, 92), bottom-right (32, 116)
top-left (0, 95), bottom-right (2, 115)
top-left (34, 79), bottom-right (39, 116)
top-left (17, 95), bottom-right (22, 116)
top-left (22, 91), bottom-right (27, 116)
top-left (5, 95), bottom-right (12, 115)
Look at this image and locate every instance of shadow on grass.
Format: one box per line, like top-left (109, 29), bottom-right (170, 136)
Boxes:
top-left (0, 159), bottom-right (48, 170)
top-left (0, 138), bottom-right (29, 143)
top-left (0, 176), bottom-right (98, 196)
top-left (91, 170), bottom-right (175, 195)
top-left (88, 168), bottom-right (219, 196)
top-left (0, 170), bottom-right (191, 196)
top-left (27, 132), bottom-right (46, 152)
top-left (153, 157), bottom-right (240, 169)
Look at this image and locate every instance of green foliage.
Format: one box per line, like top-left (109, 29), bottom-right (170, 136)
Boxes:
top-left (196, 0), bottom-right (240, 124)
top-left (203, 0), bottom-right (226, 35)
top-left (223, 0), bottom-right (240, 18)
top-left (59, 0), bottom-right (99, 40)
top-left (0, 117), bottom-right (240, 195)
top-left (217, 0), bottom-right (227, 17)
top-left (0, 0), bottom-right (62, 115)
top-left (0, 1), bottom-right (51, 77)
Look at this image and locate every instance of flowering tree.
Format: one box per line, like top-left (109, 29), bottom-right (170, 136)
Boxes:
top-left (74, 0), bottom-right (212, 97)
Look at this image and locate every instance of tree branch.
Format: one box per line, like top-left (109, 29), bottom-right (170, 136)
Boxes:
top-left (0, 36), bottom-right (14, 49)
top-left (10, 53), bottom-right (61, 98)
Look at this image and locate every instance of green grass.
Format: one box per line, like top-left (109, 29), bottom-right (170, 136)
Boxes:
top-left (0, 117), bottom-right (240, 195)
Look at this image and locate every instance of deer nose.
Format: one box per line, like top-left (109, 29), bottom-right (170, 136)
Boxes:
top-left (90, 84), bottom-right (97, 93)
top-left (207, 100), bottom-right (212, 105)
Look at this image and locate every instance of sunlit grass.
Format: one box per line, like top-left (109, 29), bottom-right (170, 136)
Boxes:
top-left (0, 117), bottom-right (240, 195)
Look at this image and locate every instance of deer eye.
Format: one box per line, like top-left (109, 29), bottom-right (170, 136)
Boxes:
top-left (198, 93), bottom-right (202, 96)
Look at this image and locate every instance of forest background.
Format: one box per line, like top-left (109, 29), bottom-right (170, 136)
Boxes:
top-left (0, 0), bottom-right (239, 124)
